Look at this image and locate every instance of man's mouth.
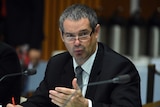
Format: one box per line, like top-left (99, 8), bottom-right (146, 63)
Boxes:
top-left (74, 49), bottom-right (83, 55)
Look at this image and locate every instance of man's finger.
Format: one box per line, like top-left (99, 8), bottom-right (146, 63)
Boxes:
top-left (72, 78), bottom-right (80, 90)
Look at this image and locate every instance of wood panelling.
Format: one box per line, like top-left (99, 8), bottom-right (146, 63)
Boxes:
top-left (100, 0), bottom-right (130, 20)
top-left (140, 0), bottom-right (160, 20)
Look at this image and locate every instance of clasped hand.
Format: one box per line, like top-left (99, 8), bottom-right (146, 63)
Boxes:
top-left (49, 78), bottom-right (88, 107)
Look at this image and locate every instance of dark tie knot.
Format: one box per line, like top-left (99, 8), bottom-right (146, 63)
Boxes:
top-left (75, 66), bottom-right (83, 75)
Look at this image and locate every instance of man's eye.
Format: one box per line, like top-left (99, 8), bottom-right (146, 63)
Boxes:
top-left (79, 32), bottom-right (88, 36)
top-left (65, 34), bottom-right (74, 38)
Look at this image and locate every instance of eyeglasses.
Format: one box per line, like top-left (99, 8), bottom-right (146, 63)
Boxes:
top-left (63, 30), bottom-right (93, 43)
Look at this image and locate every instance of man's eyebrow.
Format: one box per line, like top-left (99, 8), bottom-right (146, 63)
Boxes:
top-left (64, 29), bottom-right (89, 34)
top-left (79, 29), bottom-right (90, 32)
top-left (64, 32), bottom-right (71, 34)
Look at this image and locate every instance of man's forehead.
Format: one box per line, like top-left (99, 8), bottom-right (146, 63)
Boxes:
top-left (63, 18), bottom-right (91, 32)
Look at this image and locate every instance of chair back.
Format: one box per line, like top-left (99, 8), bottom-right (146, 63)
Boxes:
top-left (143, 64), bottom-right (160, 107)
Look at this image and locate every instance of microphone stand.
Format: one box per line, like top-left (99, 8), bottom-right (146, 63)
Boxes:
top-left (0, 69), bottom-right (37, 82)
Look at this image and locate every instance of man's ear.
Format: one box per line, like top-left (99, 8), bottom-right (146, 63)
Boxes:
top-left (95, 24), bottom-right (100, 39)
top-left (95, 24), bottom-right (100, 33)
top-left (59, 28), bottom-right (64, 42)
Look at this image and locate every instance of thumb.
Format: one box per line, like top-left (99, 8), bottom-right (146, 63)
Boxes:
top-left (6, 103), bottom-right (16, 107)
top-left (72, 78), bottom-right (80, 90)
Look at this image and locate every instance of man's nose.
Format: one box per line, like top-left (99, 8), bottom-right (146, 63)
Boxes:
top-left (74, 36), bottom-right (81, 44)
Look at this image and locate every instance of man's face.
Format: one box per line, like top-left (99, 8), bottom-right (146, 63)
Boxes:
top-left (61, 18), bottom-right (99, 64)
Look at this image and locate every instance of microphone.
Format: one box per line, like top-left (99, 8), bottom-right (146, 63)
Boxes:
top-left (62, 74), bottom-right (130, 107)
top-left (0, 68), bottom-right (37, 82)
top-left (83, 74), bottom-right (131, 87)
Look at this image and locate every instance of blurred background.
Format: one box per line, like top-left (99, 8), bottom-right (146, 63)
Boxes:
top-left (0, 0), bottom-right (160, 106)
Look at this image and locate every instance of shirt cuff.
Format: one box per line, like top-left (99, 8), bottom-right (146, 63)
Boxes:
top-left (88, 99), bottom-right (92, 107)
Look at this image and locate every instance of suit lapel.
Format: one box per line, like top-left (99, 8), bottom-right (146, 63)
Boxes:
top-left (85, 43), bottom-right (104, 99)
top-left (61, 58), bottom-right (75, 88)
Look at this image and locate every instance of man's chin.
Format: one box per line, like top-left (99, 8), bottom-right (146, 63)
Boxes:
top-left (74, 54), bottom-right (83, 59)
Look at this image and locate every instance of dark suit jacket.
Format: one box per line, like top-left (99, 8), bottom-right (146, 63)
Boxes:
top-left (22, 43), bottom-right (142, 107)
top-left (0, 42), bottom-right (22, 106)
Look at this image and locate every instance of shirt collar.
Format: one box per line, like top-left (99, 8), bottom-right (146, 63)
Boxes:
top-left (73, 45), bottom-right (98, 75)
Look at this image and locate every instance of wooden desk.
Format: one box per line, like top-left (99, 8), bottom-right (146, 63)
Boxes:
top-left (142, 101), bottom-right (160, 107)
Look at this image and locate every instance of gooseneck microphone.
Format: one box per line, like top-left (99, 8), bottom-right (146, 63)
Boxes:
top-left (62, 74), bottom-right (130, 107)
top-left (82, 74), bottom-right (130, 88)
top-left (0, 68), bottom-right (37, 82)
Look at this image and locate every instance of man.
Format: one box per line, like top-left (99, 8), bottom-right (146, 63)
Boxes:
top-left (7, 4), bottom-right (142, 107)
top-left (0, 42), bottom-right (22, 106)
